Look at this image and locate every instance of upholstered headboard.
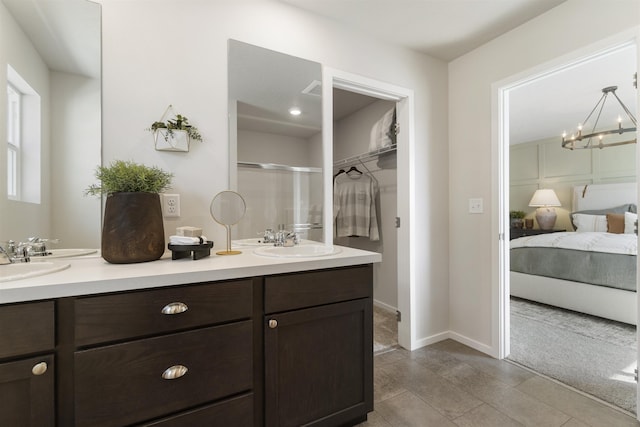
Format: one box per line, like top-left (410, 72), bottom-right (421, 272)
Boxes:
top-left (572, 183), bottom-right (637, 211)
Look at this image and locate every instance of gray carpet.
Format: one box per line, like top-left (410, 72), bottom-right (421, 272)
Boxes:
top-left (508, 297), bottom-right (637, 414)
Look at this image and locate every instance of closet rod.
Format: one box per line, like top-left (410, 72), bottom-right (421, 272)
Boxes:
top-left (238, 161), bottom-right (322, 173)
top-left (333, 145), bottom-right (396, 168)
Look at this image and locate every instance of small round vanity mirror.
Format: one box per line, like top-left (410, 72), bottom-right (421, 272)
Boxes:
top-left (210, 190), bottom-right (246, 255)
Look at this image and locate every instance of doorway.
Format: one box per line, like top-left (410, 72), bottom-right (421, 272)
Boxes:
top-left (323, 68), bottom-right (415, 350)
top-left (332, 88), bottom-right (399, 352)
top-left (496, 38), bottom-right (639, 415)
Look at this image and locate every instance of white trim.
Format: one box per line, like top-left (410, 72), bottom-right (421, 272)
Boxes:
top-left (323, 67), bottom-right (417, 350)
top-left (493, 28), bottom-right (640, 362)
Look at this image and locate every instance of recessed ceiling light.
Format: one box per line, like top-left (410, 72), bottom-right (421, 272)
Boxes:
top-left (289, 107), bottom-right (301, 116)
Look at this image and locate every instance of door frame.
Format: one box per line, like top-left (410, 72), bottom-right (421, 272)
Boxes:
top-left (493, 30), bottom-right (640, 418)
top-left (322, 67), bottom-right (416, 350)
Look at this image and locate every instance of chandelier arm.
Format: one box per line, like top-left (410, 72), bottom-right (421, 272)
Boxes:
top-left (580, 92), bottom-right (607, 128)
top-left (584, 94), bottom-right (608, 148)
top-left (611, 91), bottom-right (638, 126)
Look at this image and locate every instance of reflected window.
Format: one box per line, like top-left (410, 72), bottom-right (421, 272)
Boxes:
top-left (6, 83), bottom-right (20, 199)
top-left (6, 64), bottom-right (41, 204)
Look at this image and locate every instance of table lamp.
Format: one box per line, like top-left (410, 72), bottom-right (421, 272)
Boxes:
top-left (529, 189), bottom-right (561, 230)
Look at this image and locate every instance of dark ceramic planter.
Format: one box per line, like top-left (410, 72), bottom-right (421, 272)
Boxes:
top-left (101, 192), bottom-right (165, 264)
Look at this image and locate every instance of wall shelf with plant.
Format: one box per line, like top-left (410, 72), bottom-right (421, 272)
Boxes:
top-left (148, 105), bottom-right (203, 152)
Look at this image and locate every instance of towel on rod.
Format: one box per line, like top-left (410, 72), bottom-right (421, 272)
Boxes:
top-left (333, 173), bottom-right (380, 241)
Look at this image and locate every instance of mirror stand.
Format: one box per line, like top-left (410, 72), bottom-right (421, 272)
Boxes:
top-left (210, 191), bottom-right (246, 256)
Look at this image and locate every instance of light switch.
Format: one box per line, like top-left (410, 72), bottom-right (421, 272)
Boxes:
top-left (469, 198), bottom-right (483, 214)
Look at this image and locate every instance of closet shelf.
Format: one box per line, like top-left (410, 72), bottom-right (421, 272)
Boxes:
top-left (238, 161), bottom-right (322, 173)
top-left (333, 145), bottom-right (396, 168)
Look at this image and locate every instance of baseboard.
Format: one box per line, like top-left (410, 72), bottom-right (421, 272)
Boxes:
top-left (411, 330), bottom-right (450, 350)
top-left (373, 299), bottom-right (397, 313)
top-left (410, 330), bottom-right (495, 357)
top-left (447, 331), bottom-right (495, 357)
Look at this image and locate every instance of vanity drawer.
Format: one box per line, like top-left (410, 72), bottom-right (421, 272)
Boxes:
top-left (74, 321), bottom-right (253, 427)
top-left (0, 301), bottom-right (54, 359)
top-left (74, 279), bottom-right (253, 346)
top-left (265, 265), bottom-right (372, 314)
top-left (140, 393), bottom-right (253, 426)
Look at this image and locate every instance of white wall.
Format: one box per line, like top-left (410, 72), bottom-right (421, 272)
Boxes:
top-left (449, 0), bottom-right (640, 355)
top-left (50, 71), bottom-right (101, 248)
top-left (101, 0), bottom-right (449, 347)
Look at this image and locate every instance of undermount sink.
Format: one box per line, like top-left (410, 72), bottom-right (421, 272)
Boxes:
top-left (0, 261), bottom-right (70, 283)
top-left (31, 248), bottom-right (98, 260)
top-left (253, 244), bottom-right (341, 258)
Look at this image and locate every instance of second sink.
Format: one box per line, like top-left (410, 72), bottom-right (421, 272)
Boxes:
top-left (0, 261), bottom-right (70, 283)
top-left (253, 244), bottom-right (341, 258)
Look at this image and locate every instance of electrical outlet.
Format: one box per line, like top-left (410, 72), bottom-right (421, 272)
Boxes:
top-left (162, 194), bottom-right (180, 218)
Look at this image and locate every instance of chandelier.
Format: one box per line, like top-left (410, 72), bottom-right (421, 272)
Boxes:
top-left (561, 85), bottom-right (637, 150)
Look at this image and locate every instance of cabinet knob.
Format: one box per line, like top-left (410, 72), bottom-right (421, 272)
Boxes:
top-left (161, 302), bottom-right (188, 315)
top-left (32, 361), bottom-right (48, 376)
top-left (268, 319), bottom-right (278, 329)
top-left (161, 364), bottom-right (188, 380)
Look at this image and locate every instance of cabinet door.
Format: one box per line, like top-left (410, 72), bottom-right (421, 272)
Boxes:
top-left (0, 301), bottom-right (54, 359)
top-left (0, 354), bottom-right (54, 427)
top-left (265, 299), bottom-right (373, 427)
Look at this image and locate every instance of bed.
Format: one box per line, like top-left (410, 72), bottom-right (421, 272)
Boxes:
top-left (510, 182), bottom-right (638, 325)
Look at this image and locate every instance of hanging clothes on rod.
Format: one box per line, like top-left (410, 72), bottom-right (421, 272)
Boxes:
top-left (333, 169), bottom-right (380, 241)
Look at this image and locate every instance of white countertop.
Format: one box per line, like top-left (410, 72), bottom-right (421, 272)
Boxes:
top-left (0, 245), bottom-right (381, 304)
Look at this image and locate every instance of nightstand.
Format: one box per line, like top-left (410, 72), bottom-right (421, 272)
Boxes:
top-left (510, 228), bottom-right (565, 240)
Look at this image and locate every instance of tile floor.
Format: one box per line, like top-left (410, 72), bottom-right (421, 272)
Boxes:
top-left (359, 339), bottom-right (640, 426)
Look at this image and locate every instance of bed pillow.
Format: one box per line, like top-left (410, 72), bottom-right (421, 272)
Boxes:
top-left (572, 213), bottom-right (607, 232)
top-left (570, 204), bottom-right (635, 230)
top-left (606, 213), bottom-right (625, 234)
top-left (624, 212), bottom-right (638, 234)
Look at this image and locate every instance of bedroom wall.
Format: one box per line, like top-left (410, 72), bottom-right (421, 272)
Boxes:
top-left (510, 137), bottom-right (636, 232)
top-left (449, 0), bottom-right (640, 355)
top-left (100, 0), bottom-right (449, 349)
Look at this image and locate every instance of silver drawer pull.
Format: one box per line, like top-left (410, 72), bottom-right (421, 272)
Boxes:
top-left (162, 365), bottom-right (188, 380)
top-left (32, 361), bottom-right (48, 376)
top-left (268, 319), bottom-right (278, 329)
top-left (161, 302), bottom-right (188, 315)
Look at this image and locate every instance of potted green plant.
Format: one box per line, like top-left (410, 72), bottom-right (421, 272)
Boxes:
top-left (509, 210), bottom-right (526, 229)
top-left (149, 110), bottom-right (203, 152)
top-left (86, 160), bottom-right (174, 264)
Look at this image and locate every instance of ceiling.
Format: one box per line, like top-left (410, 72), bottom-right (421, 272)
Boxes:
top-left (279, 0), bottom-right (567, 62)
top-left (2, 0), bottom-right (100, 79)
top-left (279, 0), bottom-right (637, 145)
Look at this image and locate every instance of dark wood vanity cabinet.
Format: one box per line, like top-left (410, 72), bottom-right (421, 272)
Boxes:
top-left (3, 264), bottom-right (373, 426)
top-left (0, 301), bottom-right (55, 427)
top-left (59, 279), bottom-right (257, 427)
top-left (264, 265), bottom-right (374, 427)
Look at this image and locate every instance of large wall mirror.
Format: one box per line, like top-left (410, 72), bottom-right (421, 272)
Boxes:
top-left (0, 0), bottom-right (101, 249)
top-left (228, 40), bottom-right (324, 243)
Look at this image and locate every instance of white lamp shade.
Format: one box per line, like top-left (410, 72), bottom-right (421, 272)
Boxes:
top-left (528, 189), bottom-right (561, 207)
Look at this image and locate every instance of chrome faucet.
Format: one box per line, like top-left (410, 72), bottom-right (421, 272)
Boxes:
top-left (0, 245), bottom-right (11, 265)
top-left (259, 226), bottom-right (298, 247)
top-left (275, 229), bottom-right (298, 247)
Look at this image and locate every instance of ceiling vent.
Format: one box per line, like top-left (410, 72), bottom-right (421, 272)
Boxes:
top-left (302, 80), bottom-right (322, 97)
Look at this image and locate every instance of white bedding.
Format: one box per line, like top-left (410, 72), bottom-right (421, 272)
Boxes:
top-left (511, 231), bottom-right (636, 255)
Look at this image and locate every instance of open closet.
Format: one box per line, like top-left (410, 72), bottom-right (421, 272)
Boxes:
top-left (332, 88), bottom-right (399, 353)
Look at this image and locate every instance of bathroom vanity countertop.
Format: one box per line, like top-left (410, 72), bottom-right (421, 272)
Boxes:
top-left (0, 245), bottom-right (381, 304)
